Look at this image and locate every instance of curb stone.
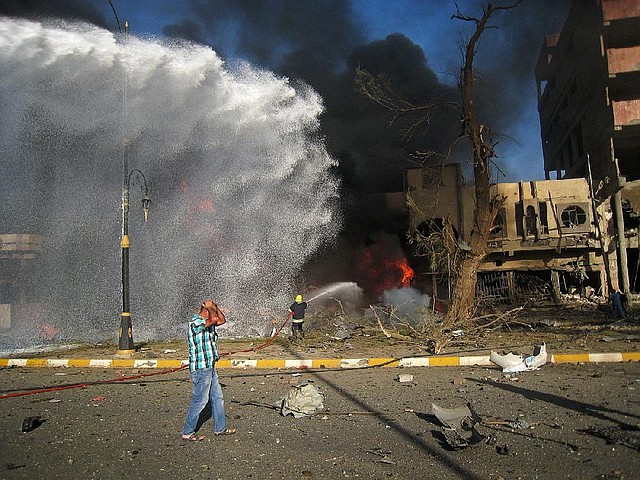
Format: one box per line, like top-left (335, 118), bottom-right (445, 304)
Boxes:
top-left (1, 352), bottom-right (639, 369)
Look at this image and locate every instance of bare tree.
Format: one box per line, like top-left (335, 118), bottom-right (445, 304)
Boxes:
top-left (356, 2), bottom-right (520, 351)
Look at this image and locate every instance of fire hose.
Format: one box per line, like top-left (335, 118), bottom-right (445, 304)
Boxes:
top-left (0, 312), bottom-right (294, 400)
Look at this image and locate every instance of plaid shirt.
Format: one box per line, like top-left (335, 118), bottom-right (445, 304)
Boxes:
top-left (187, 313), bottom-right (219, 372)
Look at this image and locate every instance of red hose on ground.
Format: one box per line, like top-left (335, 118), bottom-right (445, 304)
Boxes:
top-left (219, 311), bottom-right (292, 356)
top-left (0, 311), bottom-right (294, 400)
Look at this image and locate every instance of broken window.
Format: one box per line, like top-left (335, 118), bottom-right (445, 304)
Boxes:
top-left (515, 203), bottom-right (524, 237)
top-left (560, 205), bottom-right (587, 229)
top-left (538, 201), bottom-right (549, 235)
top-left (490, 208), bottom-right (506, 238)
top-left (525, 205), bottom-right (538, 237)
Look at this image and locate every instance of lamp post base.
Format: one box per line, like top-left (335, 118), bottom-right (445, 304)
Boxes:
top-left (117, 312), bottom-right (135, 355)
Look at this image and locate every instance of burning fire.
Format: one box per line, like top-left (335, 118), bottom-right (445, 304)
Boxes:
top-left (399, 258), bottom-right (415, 287)
top-left (354, 240), bottom-right (415, 298)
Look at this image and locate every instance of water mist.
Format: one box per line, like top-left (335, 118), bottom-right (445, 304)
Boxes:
top-left (0, 17), bottom-right (342, 347)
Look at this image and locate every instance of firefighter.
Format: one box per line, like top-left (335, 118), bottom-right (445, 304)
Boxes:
top-left (289, 294), bottom-right (308, 340)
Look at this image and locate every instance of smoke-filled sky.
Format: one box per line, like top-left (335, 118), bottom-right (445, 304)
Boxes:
top-left (0, 1), bottom-right (575, 332)
top-left (2, 0), bottom-right (572, 262)
top-left (2, 0), bottom-right (570, 187)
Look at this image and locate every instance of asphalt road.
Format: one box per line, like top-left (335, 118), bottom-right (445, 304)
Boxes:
top-left (1, 362), bottom-right (639, 480)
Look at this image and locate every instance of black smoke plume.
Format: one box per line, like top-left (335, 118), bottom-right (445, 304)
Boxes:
top-left (1, 0), bottom-right (571, 299)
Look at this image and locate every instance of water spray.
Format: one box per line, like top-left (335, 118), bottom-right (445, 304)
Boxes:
top-left (305, 282), bottom-right (360, 303)
top-left (0, 17), bottom-right (342, 348)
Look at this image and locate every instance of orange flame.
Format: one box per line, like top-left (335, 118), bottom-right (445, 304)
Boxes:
top-left (399, 258), bottom-right (415, 287)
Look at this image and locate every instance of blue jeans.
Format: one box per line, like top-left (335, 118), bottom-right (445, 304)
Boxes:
top-left (181, 367), bottom-right (227, 435)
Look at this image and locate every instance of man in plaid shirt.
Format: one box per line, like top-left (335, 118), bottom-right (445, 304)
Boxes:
top-left (181, 298), bottom-right (236, 441)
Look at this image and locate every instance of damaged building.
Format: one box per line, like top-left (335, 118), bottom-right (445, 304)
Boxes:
top-left (535, 0), bottom-right (640, 294)
top-left (407, 0), bottom-right (640, 306)
top-left (406, 164), bottom-right (606, 305)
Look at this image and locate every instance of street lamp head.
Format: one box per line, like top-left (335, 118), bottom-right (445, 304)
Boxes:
top-left (141, 196), bottom-right (151, 222)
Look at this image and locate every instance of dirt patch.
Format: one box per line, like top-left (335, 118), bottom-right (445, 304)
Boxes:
top-left (17, 303), bottom-right (640, 360)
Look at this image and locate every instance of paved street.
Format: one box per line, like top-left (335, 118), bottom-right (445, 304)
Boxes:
top-left (1, 362), bottom-right (639, 479)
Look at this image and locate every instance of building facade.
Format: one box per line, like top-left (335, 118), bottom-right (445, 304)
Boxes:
top-left (405, 164), bottom-right (606, 305)
top-left (535, 0), bottom-right (640, 293)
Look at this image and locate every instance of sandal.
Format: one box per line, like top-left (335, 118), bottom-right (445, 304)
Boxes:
top-left (181, 433), bottom-right (205, 442)
top-left (214, 428), bottom-right (237, 436)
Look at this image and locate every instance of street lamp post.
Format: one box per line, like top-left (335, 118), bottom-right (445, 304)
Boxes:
top-left (116, 168), bottom-right (151, 356)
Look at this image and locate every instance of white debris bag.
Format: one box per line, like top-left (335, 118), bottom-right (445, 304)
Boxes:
top-left (280, 382), bottom-right (325, 418)
top-left (490, 343), bottom-right (547, 373)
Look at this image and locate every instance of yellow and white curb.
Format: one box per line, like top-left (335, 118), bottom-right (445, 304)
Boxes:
top-left (0, 352), bottom-right (639, 369)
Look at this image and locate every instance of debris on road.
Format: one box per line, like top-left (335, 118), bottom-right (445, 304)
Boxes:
top-left (432, 402), bottom-right (484, 449)
top-left (483, 414), bottom-right (538, 430)
top-left (21, 416), bottom-right (45, 432)
top-left (490, 343), bottom-right (547, 373)
top-left (579, 425), bottom-right (640, 451)
top-left (280, 382), bottom-right (325, 418)
top-left (366, 448), bottom-right (395, 464)
top-left (332, 325), bottom-right (351, 340)
top-left (395, 374), bottom-right (414, 383)
top-left (432, 403), bottom-right (481, 430)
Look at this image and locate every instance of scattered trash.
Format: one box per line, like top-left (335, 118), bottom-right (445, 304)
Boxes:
top-left (432, 402), bottom-right (484, 449)
top-left (21, 416), bottom-right (45, 432)
top-left (162, 349), bottom-right (177, 354)
top-left (49, 399), bottom-right (61, 403)
top-left (601, 334), bottom-right (640, 342)
top-left (451, 329), bottom-right (464, 337)
top-left (490, 343), bottom-right (547, 373)
top-left (90, 396), bottom-right (105, 402)
top-left (509, 414), bottom-right (535, 430)
top-left (432, 403), bottom-right (481, 430)
top-left (395, 374), bottom-right (414, 383)
top-left (366, 448), bottom-right (395, 464)
top-left (333, 327), bottom-right (351, 340)
top-left (280, 382), bottom-right (325, 418)
top-left (496, 444), bottom-right (510, 455)
top-left (579, 425), bottom-right (640, 451)
top-left (484, 414), bottom-right (537, 430)
top-left (441, 427), bottom-right (471, 449)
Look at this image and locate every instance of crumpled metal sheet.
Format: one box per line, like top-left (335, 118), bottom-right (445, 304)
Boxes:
top-left (432, 402), bottom-right (484, 449)
top-left (490, 343), bottom-right (547, 373)
top-left (432, 403), bottom-right (480, 430)
top-left (280, 382), bottom-right (325, 418)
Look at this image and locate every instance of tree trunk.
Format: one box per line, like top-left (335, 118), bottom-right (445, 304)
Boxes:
top-left (442, 3), bottom-right (515, 333)
top-left (449, 254), bottom-right (483, 319)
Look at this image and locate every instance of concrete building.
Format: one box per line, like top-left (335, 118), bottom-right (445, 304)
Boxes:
top-left (405, 164), bottom-right (606, 305)
top-left (535, 0), bottom-right (640, 293)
